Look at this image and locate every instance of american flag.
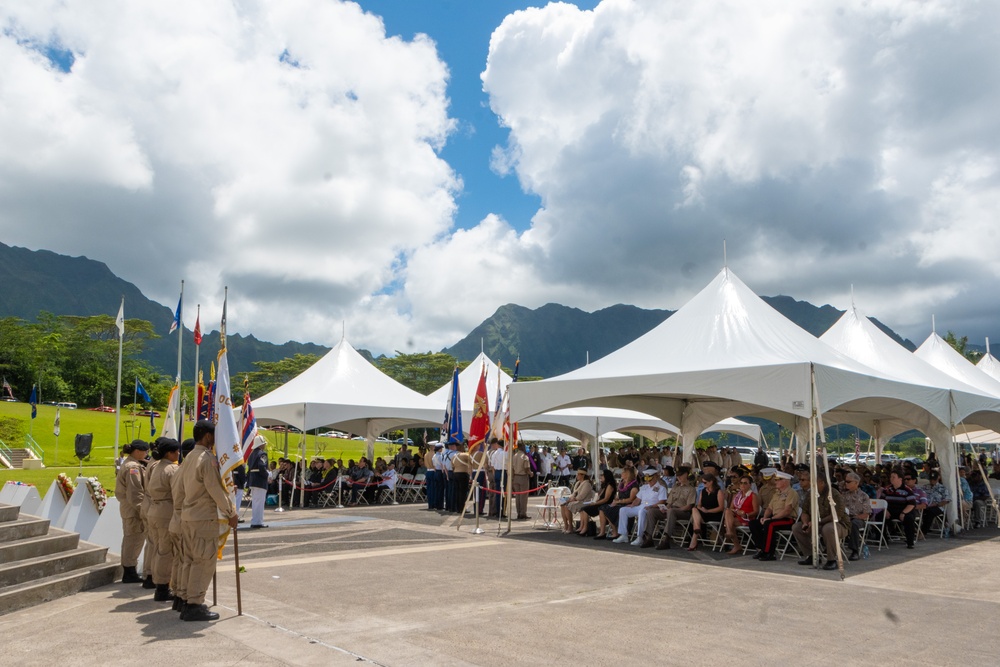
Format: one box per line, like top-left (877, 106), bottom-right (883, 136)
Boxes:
top-left (240, 388), bottom-right (258, 462)
top-left (854, 432), bottom-right (861, 461)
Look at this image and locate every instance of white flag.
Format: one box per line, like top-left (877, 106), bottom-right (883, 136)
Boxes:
top-left (115, 298), bottom-right (125, 337)
top-left (214, 343), bottom-right (242, 554)
top-left (161, 384), bottom-right (180, 439)
top-left (53, 408), bottom-right (61, 437)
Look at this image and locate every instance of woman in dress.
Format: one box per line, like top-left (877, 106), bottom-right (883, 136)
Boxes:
top-left (595, 468), bottom-right (638, 540)
top-left (577, 470), bottom-right (616, 536)
top-left (560, 469), bottom-right (595, 533)
top-left (688, 473), bottom-right (725, 550)
top-left (723, 474), bottom-right (759, 555)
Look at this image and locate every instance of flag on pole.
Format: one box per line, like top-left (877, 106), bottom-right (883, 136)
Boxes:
top-left (240, 389), bottom-right (258, 463)
top-left (115, 299), bottom-right (125, 337)
top-left (135, 378), bottom-right (152, 404)
top-left (468, 364), bottom-right (491, 453)
top-left (193, 312), bottom-right (202, 345)
top-left (444, 367), bottom-right (463, 444)
top-left (29, 385), bottom-right (37, 419)
top-left (511, 358), bottom-right (520, 383)
top-left (2, 377), bottom-right (13, 399)
top-left (196, 372), bottom-right (207, 420)
top-left (53, 408), bottom-right (60, 436)
top-left (214, 298), bottom-right (242, 557)
top-left (161, 384), bottom-right (180, 439)
top-left (150, 409), bottom-right (157, 438)
top-left (168, 295), bottom-right (182, 334)
top-left (854, 431), bottom-right (861, 461)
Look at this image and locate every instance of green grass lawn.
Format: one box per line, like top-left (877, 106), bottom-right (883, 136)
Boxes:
top-left (1, 402), bottom-right (406, 494)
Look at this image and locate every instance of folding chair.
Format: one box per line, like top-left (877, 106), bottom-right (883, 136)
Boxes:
top-left (864, 499), bottom-right (889, 551)
top-left (926, 510), bottom-right (948, 539)
top-left (411, 473), bottom-right (427, 503)
top-left (396, 474), bottom-right (415, 502)
top-left (533, 486), bottom-right (569, 529)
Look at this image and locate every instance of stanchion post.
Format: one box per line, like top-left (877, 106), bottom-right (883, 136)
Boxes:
top-left (336, 475), bottom-right (344, 508)
top-left (275, 476), bottom-right (285, 513)
top-left (212, 573), bottom-right (217, 606)
top-left (233, 525), bottom-right (243, 616)
top-left (471, 480), bottom-right (484, 534)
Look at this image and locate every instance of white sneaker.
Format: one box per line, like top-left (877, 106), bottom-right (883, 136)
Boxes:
top-left (630, 538), bottom-right (643, 546)
top-left (612, 535), bottom-right (629, 544)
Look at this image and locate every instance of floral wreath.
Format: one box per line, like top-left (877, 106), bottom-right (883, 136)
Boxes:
top-left (56, 473), bottom-right (75, 502)
top-left (85, 477), bottom-right (107, 513)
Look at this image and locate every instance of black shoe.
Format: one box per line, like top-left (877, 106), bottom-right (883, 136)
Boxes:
top-left (751, 551), bottom-right (763, 560)
top-left (142, 575), bottom-right (156, 589)
top-left (906, 543), bottom-right (914, 549)
top-left (121, 566), bottom-right (144, 584)
top-left (172, 597), bottom-right (184, 612)
top-left (249, 524), bottom-right (268, 529)
top-left (153, 584), bottom-right (174, 602)
top-left (823, 560), bottom-right (838, 570)
top-left (758, 553), bottom-right (777, 561)
top-left (639, 539), bottom-right (655, 549)
top-left (594, 535), bottom-right (607, 540)
top-left (655, 540), bottom-right (671, 550)
top-left (181, 604), bottom-right (220, 622)
top-left (237, 518), bottom-right (245, 523)
top-left (848, 550), bottom-right (860, 562)
top-left (797, 557), bottom-right (813, 566)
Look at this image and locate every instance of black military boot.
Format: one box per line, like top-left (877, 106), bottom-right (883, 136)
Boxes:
top-left (172, 597), bottom-right (184, 612)
top-left (142, 574), bottom-right (156, 589)
top-left (181, 604), bottom-right (220, 622)
top-left (153, 584), bottom-right (175, 602)
top-left (121, 566), bottom-right (144, 583)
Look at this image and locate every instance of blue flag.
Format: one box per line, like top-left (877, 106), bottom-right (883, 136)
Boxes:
top-left (135, 377), bottom-right (152, 403)
top-left (29, 385), bottom-right (37, 419)
top-left (168, 295), bottom-right (182, 334)
top-left (446, 367), bottom-right (463, 444)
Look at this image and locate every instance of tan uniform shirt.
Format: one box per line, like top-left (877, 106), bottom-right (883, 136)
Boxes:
top-left (146, 458), bottom-right (179, 521)
top-left (169, 460), bottom-right (186, 534)
top-left (115, 458), bottom-right (145, 517)
top-left (666, 482), bottom-right (696, 509)
top-left (179, 445), bottom-right (236, 522)
top-left (511, 451), bottom-right (532, 476)
top-left (768, 488), bottom-right (800, 518)
top-left (453, 452), bottom-right (472, 474)
top-left (759, 481), bottom-right (777, 508)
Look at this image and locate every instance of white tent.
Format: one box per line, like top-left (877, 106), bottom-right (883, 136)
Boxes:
top-left (975, 342), bottom-right (1000, 383)
top-left (254, 337), bottom-right (443, 462)
top-left (509, 268), bottom-right (956, 480)
top-left (519, 429), bottom-right (632, 444)
top-left (821, 305), bottom-right (1000, 525)
top-left (915, 332), bottom-right (1000, 400)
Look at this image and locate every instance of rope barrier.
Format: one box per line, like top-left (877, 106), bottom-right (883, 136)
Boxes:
top-left (481, 482), bottom-right (550, 496)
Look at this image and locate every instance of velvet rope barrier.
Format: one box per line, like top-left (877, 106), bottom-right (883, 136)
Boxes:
top-left (481, 482), bottom-right (550, 495)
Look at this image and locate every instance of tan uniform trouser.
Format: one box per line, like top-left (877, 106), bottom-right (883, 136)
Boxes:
top-left (792, 520), bottom-right (844, 558)
top-left (513, 475), bottom-right (529, 516)
top-left (181, 519), bottom-right (219, 605)
top-left (120, 512), bottom-right (145, 568)
top-left (146, 516), bottom-right (173, 585)
top-left (169, 529), bottom-right (185, 601)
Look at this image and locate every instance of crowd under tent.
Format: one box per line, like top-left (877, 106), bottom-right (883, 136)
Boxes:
top-left (253, 337), bottom-right (443, 463)
top-left (509, 267), bottom-right (977, 554)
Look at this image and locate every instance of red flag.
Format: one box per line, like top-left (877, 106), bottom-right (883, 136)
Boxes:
top-left (193, 313), bottom-right (202, 345)
top-left (468, 365), bottom-right (491, 453)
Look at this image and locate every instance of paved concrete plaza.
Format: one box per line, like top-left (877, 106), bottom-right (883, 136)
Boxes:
top-left (3, 502), bottom-right (998, 666)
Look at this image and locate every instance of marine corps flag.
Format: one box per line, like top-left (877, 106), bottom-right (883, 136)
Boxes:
top-left (467, 364), bottom-right (490, 453)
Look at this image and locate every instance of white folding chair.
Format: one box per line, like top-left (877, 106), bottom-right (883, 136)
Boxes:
top-left (864, 499), bottom-right (889, 551)
top-left (533, 486), bottom-right (570, 529)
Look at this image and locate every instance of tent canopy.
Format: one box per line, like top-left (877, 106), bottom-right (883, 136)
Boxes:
top-left (253, 337), bottom-right (442, 436)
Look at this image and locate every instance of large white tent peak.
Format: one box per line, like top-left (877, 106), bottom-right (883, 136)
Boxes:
top-left (915, 332), bottom-right (1000, 400)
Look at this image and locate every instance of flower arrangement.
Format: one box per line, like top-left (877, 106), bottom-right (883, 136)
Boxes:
top-left (56, 473), bottom-right (75, 502)
top-left (85, 477), bottom-right (107, 513)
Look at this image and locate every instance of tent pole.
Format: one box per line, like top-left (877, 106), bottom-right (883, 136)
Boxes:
top-left (299, 403), bottom-right (307, 509)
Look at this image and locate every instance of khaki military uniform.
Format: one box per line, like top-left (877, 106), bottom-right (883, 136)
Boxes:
top-left (179, 446), bottom-right (235, 605)
top-left (168, 461), bottom-right (187, 601)
top-left (115, 458), bottom-right (146, 568)
top-left (511, 450), bottom-right (532, 518)
top-left (146, 458), bottom-right (179, 586)
top-left (140, 464), bottom-right (155, 578)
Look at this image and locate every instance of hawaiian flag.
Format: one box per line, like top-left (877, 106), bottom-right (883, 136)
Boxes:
top-left (2, 377), bottom-right (13, 399)
top-left (468, 364), bottom-right (491, 453)
top-left (240, 389), bottom-right (258, 463)
top-left (444, 366), bottom-right (463, 444)
top-left (168, 294), bottom-right (182, 334)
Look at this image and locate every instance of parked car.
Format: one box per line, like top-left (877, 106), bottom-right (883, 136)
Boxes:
top-left (89, 406), bottom-right (116, 413)
top-left (137, 409), bottom-right (160, 417)
top-left (393, 438), bottom-right (414, 445)
top-left (319, 430), bottom-right (349, 438)
top-left (56, 401), bottom-right (77, 409)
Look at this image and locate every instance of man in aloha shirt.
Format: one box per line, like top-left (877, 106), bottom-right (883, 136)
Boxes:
top-left (921, 469), bottom-right (951, 534)
top-left (839, 472), bottom-right (870, 560)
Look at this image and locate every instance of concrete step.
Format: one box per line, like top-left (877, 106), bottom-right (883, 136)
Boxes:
top-left (0, 517), bottom-right (49, 543)
top-left (0, 528), bottom-right (80, 564)
top-left (0, 504), bottom-right (20, 523)
top-left (0, 543), bottom-right (108, 588)
top-left (0, 560), bottom-right (119, 616)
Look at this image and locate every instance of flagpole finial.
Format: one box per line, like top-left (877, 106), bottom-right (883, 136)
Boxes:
top-left (850, 284), bottom-right (855, 309)
top-left (986, 337), bottom-right (991, 355)
top-left (723, 239), bottom-right (728, 276)
top-left (931, 314), bottom-right (936, 334)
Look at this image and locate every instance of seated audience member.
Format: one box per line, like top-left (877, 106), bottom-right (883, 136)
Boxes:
top-left (561, 469), bottom-right (595, 533)
top-left (793, 475), bottom-right (850, 569)
top-left (302, 458), bottom-right (325, 507)
top-left (969, 471), bottom-right (992, 528)
top-left (749, 471), bottom-right (799, 561)
top-left (347, 458), bottom-right (375, 506)
top-left (840, 472), bottom-right (871, 560)
top-left (614, 469), bottom-right (667, 546)
top-left (724, 474), bottom-right (760, 555)
top-left (640, 467), bottom-right (696, 550)
top-left (595, 468), bottom-right (638, 540)
top-left (882, 470), bottom-right (918, 548)
top-left (859, 470), bottom-right (878, 500)
top-left (757, 468), bottom-right (778, 508)
top-left (578, 470), bottom-right (616, 536)
top-left (958, 467), bottom-right (973, 516)
top-left (377, 461), bottom-right (398, 501)
top-left (688, 473), bottom-right (725, 551)
top-left (921, 470), bottom-right (950, 534)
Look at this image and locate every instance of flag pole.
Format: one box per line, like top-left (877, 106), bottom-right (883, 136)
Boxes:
top-left (175, 280), bottom-right (184, 443)
top-left (113, 296), bottom-right (125, 456)
top-left (132, 376), bottom-right (138, 440)
top-left (193, 304), bottom-right (201, 422)
top-left (233, 523), bottom-right (243, 615)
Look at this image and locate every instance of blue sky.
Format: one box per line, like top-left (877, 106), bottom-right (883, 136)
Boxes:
top-left (359, 1), bottom-right (597, 235)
